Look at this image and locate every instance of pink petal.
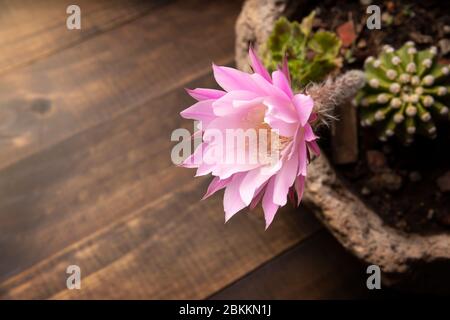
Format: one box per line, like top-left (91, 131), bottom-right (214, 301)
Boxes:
top-left (281, 55), bottom-right (291, 85)
top-left (292, 94), bottom-right (314, 126)
top-left (202, 176), bottom-right (232, 200)
top-left (204, 112), bottom-right (245, 134)
top-left (251, 73), bottom-right (290, 101)
top-left (288, 189), bottom-right (296, 206)
top-left (202, 128), bottom-right (261, 180)
top-left (212, 162), bottom-right (261, 181)
top-left (212, 64), bottom-right (258, 92)
top-left (262, 177), bottom-right (279, 229)
top-left (180, 100), bottom-right (215, 121)
top-left (298, 138), bottom-right (308, 176)
top-left (232, 97), bottom-right (265, 109)
top-left (294, 175), bottom-right (305, 206)
top-left (307, 140), bottom-right (321, 157)
top-left (263, 96), bottom-right (298, 123)
top-left (186, 88), bottom-right (226, 101)
top-left (264, 117), bottom-right (297, 137)
top-left (308, 112), bottom-right (318, 123)
top-left (273, 150), bottom-right (299, 206)
top-left (249, 46), bottom-right (272, 83)
top-left (180, 142), bottom-right (205, 168)
top-left (239, 167), bottom-right (273, 206)
top-left (304, 123), bottom-right (317, 142)
top-left (200, 142), bottom-right (220, 164)
top-left (212, 90), bottom-right (260, 116)
top-left (223, 173), bottom-right (247, 222)
top-left (287, 127), bottom-right (302, 160)
top-left (272, 70), bottom-right (293, 99)
top-left (249, 181), bottom-right (268, 210)
top-left (195, 162), bottom-right (214, 177)
top-left (180, 154), bottom-right (198, 168)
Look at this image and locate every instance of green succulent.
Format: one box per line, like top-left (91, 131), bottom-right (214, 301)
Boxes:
top-left (263, 11), bottom-right (342, 90)
top-left (357, 42), bottom-right (450, 144)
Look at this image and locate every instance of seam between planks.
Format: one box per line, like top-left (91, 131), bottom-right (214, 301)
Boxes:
top-left (0, 0), bottom-right (173, 77)
top-left (205, 227), bottom-right (324, 299)
top-left (0, 166), bottom-right (198, 291)
top-left (47, 208), bottom-right (322, 299)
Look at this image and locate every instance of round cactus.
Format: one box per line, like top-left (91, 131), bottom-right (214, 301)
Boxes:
top-left (356, 42), bottom-right (450, 144)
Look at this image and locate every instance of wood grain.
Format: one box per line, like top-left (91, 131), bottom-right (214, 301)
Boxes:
top-left (210, 231), bottom-right (369, 300)
top-left (0, 0), bottom-right (167, 75)
top-left (0, 183), bottom-right (320, 299)
top-left (0, 0), bottom-right (241, 171)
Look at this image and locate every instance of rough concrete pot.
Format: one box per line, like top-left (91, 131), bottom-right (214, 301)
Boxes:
top-left (235, 0), bottom-right (450, 286)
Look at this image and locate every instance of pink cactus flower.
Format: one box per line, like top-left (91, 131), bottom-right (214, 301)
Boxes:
top-left (180, 48), bottom-right (320, 228)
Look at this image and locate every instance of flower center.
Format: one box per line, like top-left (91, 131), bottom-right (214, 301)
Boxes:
top-left (242, 105), bottom-right (292, 165)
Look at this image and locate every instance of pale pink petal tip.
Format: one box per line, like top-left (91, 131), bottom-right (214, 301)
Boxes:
top-left (272, 70), bottom-right (293, 99)
top-left (293, 94), bottom-right (314, 126)
top-left (294, 175), bottom-right (305, 206)
top-left (281, 55), bottom-right (291, 84)
top-left (223, 175), bottom-right (246, 222)
top-left (308, 140), bottom-right (321, 157)
top-left (179, 100), bottom-right (214, 122)
top-left (248, 46), bottom-right (272, 83)
top-left (202, 176), bottom-right (231, 200)
top-left (212, 63), bottom-right (256, 92)
top-left (186, 87), bottom-right (226, 101)
top-left (249, 187), bottom-right (265, 210)
top-left (262, 178), bottom-right (279, 229)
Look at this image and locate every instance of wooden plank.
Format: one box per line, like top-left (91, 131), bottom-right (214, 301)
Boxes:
top-left (210, 231), bottom-right (370, 299)
top-left (0, 185), bottom-right (320, 299)
top-left (0, 0), bottom-right (241, 171)
top-left (0, 0), bottom-right (166, 75)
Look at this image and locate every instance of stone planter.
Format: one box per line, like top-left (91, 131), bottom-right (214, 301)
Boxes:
top-left (235, 0), bottom-right (450, 289)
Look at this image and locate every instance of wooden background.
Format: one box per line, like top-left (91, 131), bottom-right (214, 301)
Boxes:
top-left (0, 0), bottom-right (382, 299)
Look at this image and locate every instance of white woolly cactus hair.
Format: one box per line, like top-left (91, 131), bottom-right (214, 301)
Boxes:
top-left (307, 70), bottom-right (365, 126)
top-left (357, 41), bottom-right (450, 144)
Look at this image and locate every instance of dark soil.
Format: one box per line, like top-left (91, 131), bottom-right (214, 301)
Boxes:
top-left (296, 0), bottom-right (450, 234)
top-left (336, 129), bottom-right (450, 234)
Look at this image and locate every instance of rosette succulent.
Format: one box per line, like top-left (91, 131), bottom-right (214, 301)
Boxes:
top-left (263, 12), bottom-right (342, 91)
top-left (357, 42), bottom-right (450, 144)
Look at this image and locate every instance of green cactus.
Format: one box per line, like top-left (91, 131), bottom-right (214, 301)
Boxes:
top-left (357, 42), bottom-right (450, 144)
top-left (263, 12), bottom-right (342, 91)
